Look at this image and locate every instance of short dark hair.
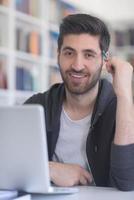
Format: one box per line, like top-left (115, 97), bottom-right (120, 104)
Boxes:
top-left (58, 14), bottom-right (110, 53)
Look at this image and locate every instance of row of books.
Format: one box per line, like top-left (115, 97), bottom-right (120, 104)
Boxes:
top-left (0, 0), bottom-right (9, 6)
top-left (15, 0), bottom-right (40, 17)
top-left (0, 57), bottom-right (7, 89)
top-left (16, 66), bottom-right (39, 91)
top-left (49, 0), bottom-right (78, 24)
top-left (16, 28), bottom-right (42, 55)
top-left (113, 28), bottom-right (134, 47)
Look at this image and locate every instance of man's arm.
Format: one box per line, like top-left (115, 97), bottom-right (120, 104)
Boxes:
top-left (106, 57), bottom-right (134, 145)
top-left (106, 57), bottom-right (134, 190)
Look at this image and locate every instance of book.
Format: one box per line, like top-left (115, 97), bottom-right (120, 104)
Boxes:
top-left (0, 59), bottom-right (7, 89)
top-left (27, 31), bottom-right (40, 55)
top-left (23, 68), bottom-right (33, 91)
top-left (114, 30), bottom-right (127, 47)
top-left (128, 28), bottom-right (134, 46)
top-left (15, 0), bottom-right (23, 12)
top-left (29, 0), bottom-right (39, 17)
top-left (0, 190), bottom-right (18, 200)
top-left (16, 66), bottom-right (35, 91)
top-left (49, 0), bottom-right (59, 23)
top-left (16, 28), bottom-right (27, 52)
top-left (60, 1), bottom-right (77, 19)
top-left (0, 191), bottom-right (31, 200)
top-left (16, 67), bottom-right (24, 90)
top-left (0, 0), bottom-right (9, 6)
top-left (15, 0), bottom-right (30, 14)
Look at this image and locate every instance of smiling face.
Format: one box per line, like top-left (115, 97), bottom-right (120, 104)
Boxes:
top-left (58, 34), bottom-right (104, 95)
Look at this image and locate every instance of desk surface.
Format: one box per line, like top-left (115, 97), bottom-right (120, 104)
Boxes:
top-left (32, 186), bottom-right (134, 200)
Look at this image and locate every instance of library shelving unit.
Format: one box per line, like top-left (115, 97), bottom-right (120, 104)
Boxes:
top-left (110, 21), bottom-right (134, 63)
top-left (0, 0), bottom-right (80, 105)
top-left (109, 21), bottom-right (134, 93)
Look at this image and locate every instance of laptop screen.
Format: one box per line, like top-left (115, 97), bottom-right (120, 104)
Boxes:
top-left (0, 105), bottom-right (51, 193)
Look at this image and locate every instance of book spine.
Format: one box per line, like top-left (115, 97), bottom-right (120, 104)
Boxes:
top-left (28, 31), bottom-right (40, 55)
top-left (0, 59), bottom-right (7, 89)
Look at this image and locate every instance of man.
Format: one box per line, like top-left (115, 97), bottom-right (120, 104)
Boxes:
top-left (25, 14), bottom-right (134, 190)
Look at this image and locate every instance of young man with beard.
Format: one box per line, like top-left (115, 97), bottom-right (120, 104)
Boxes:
top-left (25, 14), bottom-right (134, 191)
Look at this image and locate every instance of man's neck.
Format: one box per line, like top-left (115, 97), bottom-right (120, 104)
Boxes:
top-left (63, 83), bottom-right (99, 120)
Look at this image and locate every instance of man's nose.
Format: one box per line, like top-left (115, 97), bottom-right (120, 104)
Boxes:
top-left (71, 55), bottom-right (84, 71)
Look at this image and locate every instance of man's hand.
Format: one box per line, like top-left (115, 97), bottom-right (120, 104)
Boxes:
top-left (106, 57), bottom-right (133, 98)
top-left (49, 161), bottom-right (92, 187)
top-left (105, 57), bottom-right (134, 145)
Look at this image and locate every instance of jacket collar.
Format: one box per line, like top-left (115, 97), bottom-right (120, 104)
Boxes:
top-left (91, 79), bottom-right (116, 127)
top-left (46, 79), bottom-right (116, 130)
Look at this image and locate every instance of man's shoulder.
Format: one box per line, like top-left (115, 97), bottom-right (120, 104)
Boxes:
top-left (24, 83), bottom-right (64, 105)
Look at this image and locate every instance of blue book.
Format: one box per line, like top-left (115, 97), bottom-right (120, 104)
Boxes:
top-left (16, 67), bottom-right (24, 90)
top-left (23, 69), bottom-right (33, 91)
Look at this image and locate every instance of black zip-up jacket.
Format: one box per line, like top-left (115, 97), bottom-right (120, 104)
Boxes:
top-left (25, 79), bottom-right (134, 191)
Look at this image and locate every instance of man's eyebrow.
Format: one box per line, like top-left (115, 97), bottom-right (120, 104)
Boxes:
top-left (62, 46), bottom-right (75, 51)
top-left (61, 47), bottom-right (99, 55)
top-left (83, 49), bottom-right (98, 55)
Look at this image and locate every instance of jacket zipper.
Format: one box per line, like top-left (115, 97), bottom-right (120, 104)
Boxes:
top-left (85, 125), bottom-right (96, 186)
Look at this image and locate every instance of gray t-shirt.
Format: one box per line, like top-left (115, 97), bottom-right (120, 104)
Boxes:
top-left (53, 107), bottom-right (91, 171)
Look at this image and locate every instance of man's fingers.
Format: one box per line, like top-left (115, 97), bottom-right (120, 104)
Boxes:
top-left (79, 176), bottom-right (88, 185)
top-left (82, 169), bottom-right (93, 183)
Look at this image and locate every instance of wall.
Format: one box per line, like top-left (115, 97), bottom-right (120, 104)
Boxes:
top-left (67, 0), bottom-right (134, 21)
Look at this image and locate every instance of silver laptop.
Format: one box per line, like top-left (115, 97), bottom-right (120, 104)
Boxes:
top-left (0, 105), bottom-right (78, 194)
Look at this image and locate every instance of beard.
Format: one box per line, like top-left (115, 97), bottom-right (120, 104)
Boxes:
top-left (59, 64), bottom-right (102, 95)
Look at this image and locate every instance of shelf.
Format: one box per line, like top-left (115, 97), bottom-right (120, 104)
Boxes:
top-left (14, 90), bottom-right (36, 98)
top-left (0, 47), bottom-right (9, 56)
top-left (0, 89), bottom-right (13, 105)
top-left (0, 89), bottom-right (35, 105)
top-left (0, 89), bottom-right (35, 99)
top-left (0, 88), bottom-right (10, 96)
top-left (49, 22), bottom-right (59, 33)
top-left (14, 90), bottom-right (38, 104)
top-left (15, 51), bottom-right (44, 64)
top-left (48, 58), bottom-right (57, 66)
top-left (15, 11), bottom-right (45, 28)
top-left (0, 5), bottom-right (9, 15)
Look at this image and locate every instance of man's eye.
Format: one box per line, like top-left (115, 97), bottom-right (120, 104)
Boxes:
top-left (64, 51), bottom-right (73, 56)
top-left (85, 53), bottom-right (94, 59)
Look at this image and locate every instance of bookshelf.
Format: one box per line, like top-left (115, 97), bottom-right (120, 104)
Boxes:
top-left (109, 21), bottom-right (134, 66)
top-left (0, 0), bottom-right (80, 105)
top-left (109, 21), bottom-right (134, 94)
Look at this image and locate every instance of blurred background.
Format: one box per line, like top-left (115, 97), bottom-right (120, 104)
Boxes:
top-left (0, 0), bottom-right (134, 105)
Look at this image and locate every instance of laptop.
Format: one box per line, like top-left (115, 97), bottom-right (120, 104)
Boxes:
top-left (0, 105), bottom-right (78, 194)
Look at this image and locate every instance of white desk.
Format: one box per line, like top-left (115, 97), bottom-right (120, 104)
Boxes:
top-left (32, 186), bottom-right (134, 200)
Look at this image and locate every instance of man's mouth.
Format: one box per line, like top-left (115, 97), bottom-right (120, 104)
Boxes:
top-left (69, 72), bottom-right (87, 79)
